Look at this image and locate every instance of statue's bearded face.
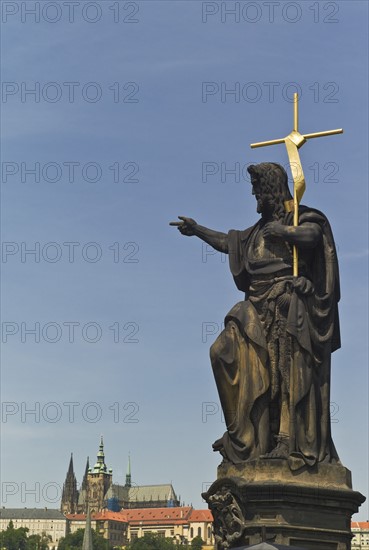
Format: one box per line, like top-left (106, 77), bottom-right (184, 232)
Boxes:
top-left (251, 176), bottom-right (275, 217)
top-left (251, 177), bottom-right (265, 214)
top-left (248, 163), bottom-right (291, 220)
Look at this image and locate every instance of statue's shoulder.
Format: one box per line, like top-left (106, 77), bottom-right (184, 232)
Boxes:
top-left (229, 223), bottom-right (258, 243)
top-left (299, 205), bottom-right (329, 224)
top-left (299, 206), bottom-right (336, 241)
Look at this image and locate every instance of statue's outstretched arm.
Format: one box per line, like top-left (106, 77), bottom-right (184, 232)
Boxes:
top-left (170, 216), bottom-right (229, 254)
top-left (263, 221), bottom-right (322, 249)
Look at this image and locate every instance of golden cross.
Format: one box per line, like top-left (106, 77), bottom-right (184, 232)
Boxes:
top-left (250, 93), bottom-right (343, 276)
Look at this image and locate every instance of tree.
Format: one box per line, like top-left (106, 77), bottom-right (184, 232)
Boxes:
top-left (191, 536), bottom-right (204, 550)
top-left (125, 533), bottom-right (178, 550)
top-left (26, 532), bottom-right (52, 550)
top-left (0, 521), bottom-right (29, 550)
top-left (58, 528), bottom-right (110, 550)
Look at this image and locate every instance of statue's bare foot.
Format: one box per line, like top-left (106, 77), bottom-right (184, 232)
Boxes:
top-left (260, 435), bottom-right (289, 459)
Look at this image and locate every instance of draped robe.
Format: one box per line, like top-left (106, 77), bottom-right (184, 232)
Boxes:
top-left (210, 207), bottom-right (341, 470)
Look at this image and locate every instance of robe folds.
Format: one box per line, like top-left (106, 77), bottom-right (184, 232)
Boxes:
top-left (210, 207), bottom-right (341, 470)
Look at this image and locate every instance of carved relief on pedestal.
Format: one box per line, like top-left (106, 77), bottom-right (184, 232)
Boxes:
top-left (203, 484), bottom-right (247, 549)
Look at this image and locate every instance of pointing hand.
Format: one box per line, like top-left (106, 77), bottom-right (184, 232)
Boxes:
top-left (169, 216), bottom-right (198, 236)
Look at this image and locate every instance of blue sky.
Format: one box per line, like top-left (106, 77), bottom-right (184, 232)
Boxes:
top-left (1, 1), bottom-right (368, 519)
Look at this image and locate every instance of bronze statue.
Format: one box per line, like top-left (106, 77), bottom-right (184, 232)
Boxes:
top-left (171, 162), bottom-right (341, 471)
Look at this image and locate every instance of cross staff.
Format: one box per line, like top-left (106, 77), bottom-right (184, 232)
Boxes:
top-left (250, 93), bottom-right (343, 277)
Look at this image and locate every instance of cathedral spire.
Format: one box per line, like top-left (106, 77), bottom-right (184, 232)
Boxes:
top-left (61, 453), bottom-right (79, 514)
top-left (93, 435), bottom-right (109, 473)
top-left (81, 457), bottom-right (90, 491)
top-left (68, 453), bottom-right (74, 475)
top-left (125, 453), bottom-right (132, 487)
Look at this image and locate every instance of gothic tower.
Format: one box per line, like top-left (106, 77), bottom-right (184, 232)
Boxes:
top-left (86, 436), bottom-right (113, 512)
top-left (125, 454), bottom-right (131, 488)
top-left (81, 456), bottom-right (90, 492)
top-left (60, 453), bottom-right (79, 514)
top-left (76, 456), bottom-right (90, 513)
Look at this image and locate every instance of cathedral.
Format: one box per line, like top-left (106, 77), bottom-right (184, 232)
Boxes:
top-left (60, 437), bottom-right (180, 515)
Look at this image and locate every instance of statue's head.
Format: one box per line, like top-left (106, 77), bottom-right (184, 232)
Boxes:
top-left (247, 163), bottom-right (292, 218)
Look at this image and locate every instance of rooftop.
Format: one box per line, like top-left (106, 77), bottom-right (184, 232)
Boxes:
top-left (124, 506), bottom-right (213, 526)
top-left (351, 521), bottom-right (369, 529)
top-left (66, 511), bottom-right (127, 522)
top-left (108, 483), bottom-right (178, 503)
top-left (188, 509), bottom-right (213, 522)
top-left (0, 508), bottom-right (65, 520)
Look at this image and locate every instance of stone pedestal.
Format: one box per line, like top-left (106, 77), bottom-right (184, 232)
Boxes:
top-left (202, 460), bottom-right (365, 550)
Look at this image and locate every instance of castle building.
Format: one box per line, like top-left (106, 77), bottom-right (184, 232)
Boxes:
top-left (0, 508), bottom-right (66, 547)
top-left (66, 507), bottom-right (215, 547)
top-left (85, 437), bottom-right (113, 513)
top-left (67, 509), bottom-right (128, 548)
top-left (125, 506), bottom-right (214, 546)
top-left (60, 438), bottom-right (180, 515)
top-left (352, 522), bottom-right (369, 549)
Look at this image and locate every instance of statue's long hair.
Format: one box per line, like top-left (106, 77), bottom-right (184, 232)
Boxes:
top-left (247, 163), bottom-right (292, 220)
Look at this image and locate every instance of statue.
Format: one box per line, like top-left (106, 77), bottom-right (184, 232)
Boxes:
top-left (171, 94), bottom-right (346, 471)
top-left (171, 161), bottom-right (340, 471)
top-left (170, 94), bottom-right (366, 548)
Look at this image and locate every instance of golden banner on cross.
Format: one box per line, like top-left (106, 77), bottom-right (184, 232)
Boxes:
top-left (250, 93), bottom-right (343, 276)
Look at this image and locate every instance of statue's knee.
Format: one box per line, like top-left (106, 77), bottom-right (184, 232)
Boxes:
top-left (210, 322), bottom-right (238, 362)
top-left (210, 331), bottom-right (228, 362)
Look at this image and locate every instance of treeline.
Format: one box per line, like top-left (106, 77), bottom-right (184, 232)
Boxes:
top-left (0, 521), bottom-right (52, 550)
top-left (124, 533), bottom-right (204, 549)
top-left (58, 528), bottom-right (110, 550)
top-left (0, 523), bottom-right (204, 550)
